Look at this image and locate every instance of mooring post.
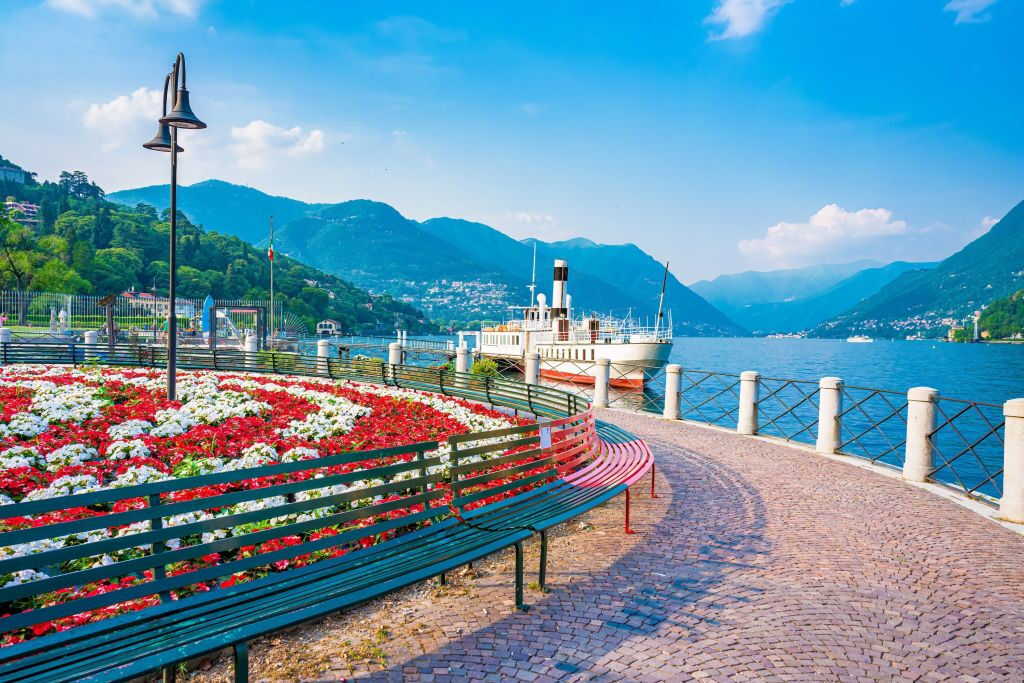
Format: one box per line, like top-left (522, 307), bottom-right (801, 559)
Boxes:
top-left (388, 342), bottom-right (402, 385)
top-left (83, 330), bottom-right (99, 360)
top-left (737, 370), bottom-right (760, 435)
top-left (524, 351), bottom-right (540, 385)
top-left (663, 363), bottom-right (681, 420)
top-left (593, 357), bottom-right (610, 408)
top-left (998, 398), bottom-right (1024, 524)
top-left (904, 387), bottom-right (939, 482)
top-left (816, 376), bottom-right (844, 454)
top-left (317, 339), bottom-right (330, 377)
top-left (0, 327), bottom-right (9, 365)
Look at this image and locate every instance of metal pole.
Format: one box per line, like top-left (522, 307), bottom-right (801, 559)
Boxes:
top-left (269, 215), bottom-right (274, 349)
top-left (167, 125), bottom-right (178, 401)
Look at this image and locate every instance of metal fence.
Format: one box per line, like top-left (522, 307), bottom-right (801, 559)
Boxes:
top-left (929, 398), bottom-right (1005, 503)
top-left (0, 289), bottom-right (292, 338)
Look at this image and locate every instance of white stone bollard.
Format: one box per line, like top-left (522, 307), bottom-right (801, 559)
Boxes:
top-left (816, 377), bottom-right (844, 454)
top-left (593, 358), bottom-right (611, 408)
top-left (0, 328), bottom-right (9, 365)
top-left (244, 334), bottom-right (258, 369)
top-left (998, 398), bottom-right (1024, 523)
top-left (388, 342), bottom-right (403, 366)
top-left (904, 387), bottom-right (939, 482)
top-left (456, 346), bottom-right (470, 374)
top-left (83, 331), bottom-right (99, 360)
top-left (737, 371), bottom-right (760, 435)
top-left (663, 364), bottom-right (681, 420)
top-left (524, 352), bottom-right (540, 385)
top-left (317, 339), bottom-right (330, 376)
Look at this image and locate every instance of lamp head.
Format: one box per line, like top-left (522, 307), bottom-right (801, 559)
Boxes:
top-left (160, 87), bottom-right (206, 130)
top-left (143, 122), bottom-right (184, 152)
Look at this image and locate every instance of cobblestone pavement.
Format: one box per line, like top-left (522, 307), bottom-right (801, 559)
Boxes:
top-left (197, 412), bottom-right (1024, 682)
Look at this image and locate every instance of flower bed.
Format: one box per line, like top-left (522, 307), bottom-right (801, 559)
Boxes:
top-left (0, 365), bottom-right (540, 645)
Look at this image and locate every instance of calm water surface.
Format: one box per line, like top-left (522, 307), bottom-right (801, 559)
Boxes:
top-left (668, 338), bottom-right (1024, 404)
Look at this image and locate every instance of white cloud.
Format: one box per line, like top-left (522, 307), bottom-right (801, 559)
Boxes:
top-left (738, 204), bottom-right (907, 260)
top-left (501, 212), bottom-right (576, 241)
top-left (980, 215), bottom-right (999, 229)
top-left (943, 0), bottom-right (998, 24)
top-left (705, 0), bottom-right (792, 40)
top-left (229, 120), bottom-right (325, 170)
top-left (47, 0), bottom-right (202, 19)
top-left (83, 87), bottom-right (163, 150)
top-left (519, 102), bottom-right (547, 116)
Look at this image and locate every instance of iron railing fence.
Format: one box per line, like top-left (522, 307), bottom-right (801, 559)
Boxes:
top-left (0, 289), bottom-right (288, 338)
top-left (929, 398), bottom-right (1005, 503)
top-left (754, 378), bottom-right (820, 445)
top-left (677, 369), bottom-right (742, 429)
top-left (836, 386), bottom-right (908, 470)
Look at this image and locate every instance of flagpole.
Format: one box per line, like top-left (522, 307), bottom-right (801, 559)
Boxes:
top-left (268, 215), bottom-right (274, 349)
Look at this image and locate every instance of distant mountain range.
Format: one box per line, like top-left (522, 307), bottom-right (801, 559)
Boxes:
top-left (811, 199), bottom-right (1024, 338)
top-left (110, 181), bottom-right (745, 336)
top-left (694, 260), bottom-right (937, 334)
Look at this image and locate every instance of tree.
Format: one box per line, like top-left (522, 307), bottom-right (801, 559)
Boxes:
top-left (58, 171), bottom-right (104, 200)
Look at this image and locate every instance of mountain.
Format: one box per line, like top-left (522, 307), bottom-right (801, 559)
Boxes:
top-left (111, 180), bottom-right (746, 335)
top-left (812, 199), bottom-right (1024, 338)
top-left (690, 259), bottom-right (882, 314)
top-left (109, 180), bottom-right (319, 245)
top-left (1, 159), bottom-right (428, 335)
top-left (726, 260), bottom-right (937, 334)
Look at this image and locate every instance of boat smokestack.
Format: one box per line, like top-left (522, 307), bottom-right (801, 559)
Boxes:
top-left (551, 259), bottom-right (568, 318)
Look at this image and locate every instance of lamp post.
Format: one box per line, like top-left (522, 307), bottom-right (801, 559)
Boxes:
top-left (143, 52), bottom-right (206, 400)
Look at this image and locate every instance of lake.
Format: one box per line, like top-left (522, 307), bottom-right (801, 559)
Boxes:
top-left (667, 337), bottom-right (1024, 404)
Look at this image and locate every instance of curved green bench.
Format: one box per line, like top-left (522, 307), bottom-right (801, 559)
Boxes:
top-left (0, 344), bottom-right (653, 682)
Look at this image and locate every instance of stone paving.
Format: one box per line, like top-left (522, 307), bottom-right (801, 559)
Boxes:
top-left (198, 411), bottom-right (1024, 682)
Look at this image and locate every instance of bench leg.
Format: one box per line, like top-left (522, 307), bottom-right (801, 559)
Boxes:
top-left (625, 489), bottom-right (635, 535)
top-left (650, 462), bottom-right (658, 498)
top-left (514, 541), bottom-right (528, 611)
top-left (162, 666), bottom-right (176, 683)
top-left (234, 641), bottom-right (249, 683)
top-left (538, 530), bottom-right (549, 592)
top-left (439, 571), bottom-right (447, 586)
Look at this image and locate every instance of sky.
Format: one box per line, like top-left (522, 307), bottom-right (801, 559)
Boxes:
top-left (1, 0), bottom-right (1022, 283)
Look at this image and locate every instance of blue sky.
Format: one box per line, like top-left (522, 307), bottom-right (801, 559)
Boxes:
top-left (1, 0), bottom-right (1021, 282)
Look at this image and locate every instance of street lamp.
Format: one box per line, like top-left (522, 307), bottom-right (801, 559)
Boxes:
top-left (143, 52), bottom-right (205, 401)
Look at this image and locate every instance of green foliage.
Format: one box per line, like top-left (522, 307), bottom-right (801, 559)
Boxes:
top-left (979, 290), bottom-right (1024, 340)
top-left (0, 165), bottom-right (429, 335)
top-left (469, 358), bottom-right (500, 377)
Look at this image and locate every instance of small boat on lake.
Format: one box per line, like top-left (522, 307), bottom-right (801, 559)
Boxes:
top-left (846, 335), bottom-right (874, 343)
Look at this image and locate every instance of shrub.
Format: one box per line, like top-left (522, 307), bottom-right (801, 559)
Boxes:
top-left (470, 358), bottom-right (500, 377)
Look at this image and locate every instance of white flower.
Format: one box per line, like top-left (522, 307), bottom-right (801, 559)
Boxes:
top-left (109, 465), bottom-right (170, 488)
top-left (24, 474), bottom-right (102, 500)
top-left (105, 439), bottom-right (151, 461)
top-left (107, 419), bottom-right (152, 440)
top-left (4, 412), bottom-right (49, 438)
top-left (44, 443), bottom-right (98, 471)
top-left (2, 568), bottom-right (50, 588)
top-left (0, 445), bottom-right (43, 470)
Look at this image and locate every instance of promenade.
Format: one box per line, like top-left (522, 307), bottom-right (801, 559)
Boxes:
top-left (194, 410), bottom-right (1024, 682)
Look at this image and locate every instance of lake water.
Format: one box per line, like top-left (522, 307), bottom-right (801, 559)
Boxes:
top-left (422, 334), bottom-right (1023, 501)
top-left (667, 337), bottom-right (1024, 405)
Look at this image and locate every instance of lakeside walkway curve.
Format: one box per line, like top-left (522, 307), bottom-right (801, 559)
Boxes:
top-left (245, 409), bottom-right (1024, 682)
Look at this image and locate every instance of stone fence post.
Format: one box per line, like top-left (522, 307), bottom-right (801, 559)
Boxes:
top-left (455, 345), bottom-right (469, 374)
top-left (317, 339), bottom-right (330, 376)
top-left (524, 352), bottom-right (540, 385)
top-left (0, 328), bottom-right (9, 365)
top-left (999, 398), bottom-right (1024, 524)
top-left (737, 371), bottom-right (760, 435)
top-left (816, 377), bottom-right (844, 454)
top-left (83, 331), bottom-right (99, 360)
top-left (592, 358), bottom-right (610, 408)
top-left (904, 387), bottom-right (939, 482)
top-left (663, 364), bottom-right (681, 420)
top-left (244, 334), bottom-right (258, 369)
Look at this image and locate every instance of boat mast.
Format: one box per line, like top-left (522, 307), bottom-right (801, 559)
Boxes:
top-left (654, 260), bottom-right (669, 339)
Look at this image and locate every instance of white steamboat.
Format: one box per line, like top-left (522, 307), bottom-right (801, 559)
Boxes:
top-left (459, 259), bottom-right (673, 388)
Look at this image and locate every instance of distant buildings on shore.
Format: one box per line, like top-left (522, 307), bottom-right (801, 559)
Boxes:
top-left (3, 199), bottom-right (40, 227)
